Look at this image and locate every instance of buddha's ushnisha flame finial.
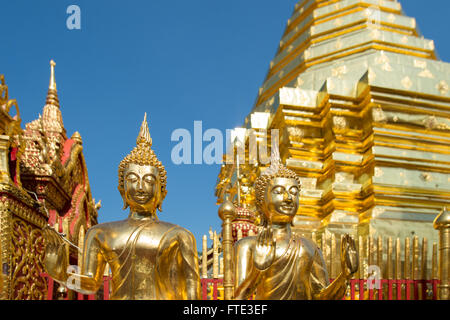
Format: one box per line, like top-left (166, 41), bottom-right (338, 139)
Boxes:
top-left (262, 141), bottom-right (283, 177)
top-left (118, 113), bottom-right (167, 211)
top-left (137, 112), bottom-right (152, 146)
top-left (46, 59), bottom-right (60, 107)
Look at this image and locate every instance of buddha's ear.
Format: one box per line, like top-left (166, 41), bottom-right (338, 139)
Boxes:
top-left (260, 213), bottom-right (268, 227)
top-left (157, 185), bottom-right (165, 212)
top-left (118, 186), bottom-right (129, 210)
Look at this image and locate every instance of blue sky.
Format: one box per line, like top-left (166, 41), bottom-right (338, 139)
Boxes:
top-left (1, 0), bottom-right (449, 249)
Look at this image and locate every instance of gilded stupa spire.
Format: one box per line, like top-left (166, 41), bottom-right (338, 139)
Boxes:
top-left (46, 59), bottom-right (60, 108)
top-left (215, 0), bottom-right (450, 245)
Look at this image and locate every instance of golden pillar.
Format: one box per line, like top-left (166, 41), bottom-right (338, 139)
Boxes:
top-left (201, 235), bottom-right (208, 278)
top-left (218, 195), bottom-right (236, 300)
top-left (0, 135), bottom-right (11, 184)
top-left (213, 231), bottom-right (219, 278)
top-left (433, 207), bottom-right (450, 300)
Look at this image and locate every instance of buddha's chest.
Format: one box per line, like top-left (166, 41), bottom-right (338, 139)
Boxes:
top-left (104, 224), bottom-right (166, 268)
top-left (265, 240), bottom-right (314, 280)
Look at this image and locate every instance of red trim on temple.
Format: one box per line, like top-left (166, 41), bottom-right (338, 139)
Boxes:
top-left (47, 209), bottom-right (57, 226)
top-left (61, 139), bottom-right (75, 165)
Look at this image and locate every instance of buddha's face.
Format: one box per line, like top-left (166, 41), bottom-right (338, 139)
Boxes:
top-left (263, 177), bottom-right (299, 224)
top-left (123, 163), bottom-right (161, 213)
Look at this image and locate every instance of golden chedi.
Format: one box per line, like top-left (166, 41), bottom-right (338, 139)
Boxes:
top-left (234, 150), bottom-right (358, 300)
top-left (43, 114), bottom-right (201, 300)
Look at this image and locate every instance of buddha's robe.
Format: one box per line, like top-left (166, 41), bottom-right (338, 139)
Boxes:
top-left (78, 218), bottom-right (200, 300)
top-left (235, 234), bottom-right (330, 300)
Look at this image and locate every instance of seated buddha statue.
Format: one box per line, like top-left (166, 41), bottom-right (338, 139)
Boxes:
top-left (233, 152), bottom-right (358, 300)
top-left (44, 114), bottom-right (201, 300)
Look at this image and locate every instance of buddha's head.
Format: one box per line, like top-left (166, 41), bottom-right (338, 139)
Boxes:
top-left (255, 156), bottom-right (300, 225)
top-left (118, 114), bottom-right (167, 215)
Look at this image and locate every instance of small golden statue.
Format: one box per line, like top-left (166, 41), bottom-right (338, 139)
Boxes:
top-left (234, 151), bottom-right (358, 300)
top-left (44, 114), bottom-right (201, 300)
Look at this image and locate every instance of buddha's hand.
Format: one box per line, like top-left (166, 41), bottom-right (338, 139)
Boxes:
top-left (42, 225), bottom-right (69, 280)
top-left (340, 234), bottom-right (358, 279)
top-left (253, 226), bottom-right (276, 271)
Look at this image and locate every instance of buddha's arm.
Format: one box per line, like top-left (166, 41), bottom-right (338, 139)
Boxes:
top-left (315, 274), bottom-right (348, 300)
top-left (311, 249), bottom-right (348, 300)
top-left (43, 228), bottom-right (70, 284)
top-left (44, 226), bottom-right (106, 294)
top-left (233, 239), bottom-right (261, 300)
top-left (76, 227), bottom-right (107, 294)
top-left (178, 230), bottom-right (201, 300)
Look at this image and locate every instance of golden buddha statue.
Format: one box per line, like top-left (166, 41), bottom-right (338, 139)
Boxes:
top-left (44, 114), bottom-right (201, 300)
top-left (233, 152), bottom-right (358, 300)
top-left (238, 170), bottom-right (257, 209)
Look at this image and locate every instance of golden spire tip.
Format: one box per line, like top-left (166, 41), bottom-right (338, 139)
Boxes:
top-left (49, 59), bottom-right (57, 91)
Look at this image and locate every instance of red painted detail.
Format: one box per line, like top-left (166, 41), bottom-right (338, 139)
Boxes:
top-left (41, 275), bottom-right (441, 300)
top-left (10, 147), bottom-right (17, 161)
top-left (200, 278), bottom-right (223, 300)
top-left (61, 139), bottom-right (75, 165)
top-left (9, 147), bottom-right (18, 185)
top-left (58, 216), bottom-right (63, 233)
top-left (103, 276), bottom-right (111, 300)
top-left (48, 209), bottom-right (58, 226)
top-left (348, 279), bottom-right (440, 300)
top-left (69, 184), bottom-right (86, 236)
top-left (41, 273), bottom-right (53, 300)
top-left (432, 279), bottom-right (438, 300)
top-left (201, 279), bottom-right (208, 300)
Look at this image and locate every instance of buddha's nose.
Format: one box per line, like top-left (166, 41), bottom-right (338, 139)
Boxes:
top-left (284, 191), bottom-right (292, 201)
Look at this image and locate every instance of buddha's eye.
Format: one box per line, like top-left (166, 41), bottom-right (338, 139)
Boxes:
top-left (126, 173), bottom-right (139, 183)
top-left (272, 186), bottom-right (284, 195)
top-left (289, 186), bottom-right (299, 195)
top-left (143, 175), bottom-right (155, 184)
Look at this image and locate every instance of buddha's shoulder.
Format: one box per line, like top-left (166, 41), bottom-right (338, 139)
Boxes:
top-left (295, 235), bottom-right (320, 255)
top-left (86, 219), bottom-right (128, 233)
top-left (156, 220), bottom-right (195, 238)
top-left (85, 219), bottom-right (178, 234)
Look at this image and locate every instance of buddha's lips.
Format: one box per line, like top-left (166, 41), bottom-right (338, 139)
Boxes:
top-left (134, 194), bottom-right (150, 201)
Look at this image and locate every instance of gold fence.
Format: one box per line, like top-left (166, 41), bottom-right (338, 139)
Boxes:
top-left (314, 232), bottom-right (439, 300)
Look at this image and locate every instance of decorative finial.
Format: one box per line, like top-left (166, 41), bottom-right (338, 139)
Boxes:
top-left (262, 138), bottom-right (283, 177)
top-left (49, 60), bottom-right (57, 91)
top-left (71, 131), bottom-right (83, 145)
top-left (46, 59), bottom-right (60, 107)
top-left (136, 112), bottom-right (152, 146)
top-left (434, 207), bottom-right (450, 230)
